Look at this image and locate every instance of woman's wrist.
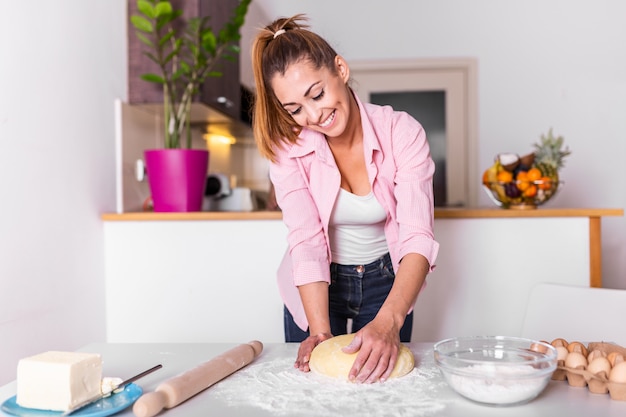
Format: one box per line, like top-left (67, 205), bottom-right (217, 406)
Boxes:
top-left (311, 331), bottom-right (333, 340)
top-left (375, 307), bottom-right (405, 334)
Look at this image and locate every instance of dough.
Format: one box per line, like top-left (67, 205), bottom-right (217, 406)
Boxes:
top-left (309, 334), bottom-right (415, 380)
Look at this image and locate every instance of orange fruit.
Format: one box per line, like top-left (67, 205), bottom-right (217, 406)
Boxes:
top-left (516, 180), bottom-right (531, 192)
top-left (515, 171), bottom-right (529, 191)
top-left (538, 176), bottom-right (552, 190)
top-left (497, 170), bottom-right (513, 183)
top-left (524, 184), bottom-right (538, 197)
top-left (527, 168), bottom-right (542, 182)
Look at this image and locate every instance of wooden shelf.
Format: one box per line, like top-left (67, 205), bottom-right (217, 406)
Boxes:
top-left (433, 207), bottom-right (623, 218)
top-left (101, 207), bottom-right (622, 221)
top-left (101, 211), bottom-right (283, 221)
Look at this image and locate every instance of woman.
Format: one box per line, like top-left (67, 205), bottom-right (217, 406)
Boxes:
top-left (251, 14), bottom-right (439, 383)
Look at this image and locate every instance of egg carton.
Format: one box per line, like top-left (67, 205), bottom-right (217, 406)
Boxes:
top-left (547, 338), bottom-right (626, 401)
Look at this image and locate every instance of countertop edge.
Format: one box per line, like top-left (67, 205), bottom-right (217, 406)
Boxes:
top-left (101, 211), bottom-right (284, 221)
top-left (101, 208), bottom-right (624, 221)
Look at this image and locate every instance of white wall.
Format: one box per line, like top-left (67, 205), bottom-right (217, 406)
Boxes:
top-left (240, 0), bottom-right (626, 289)
top-left (0, 1), bottom-right (124, 384)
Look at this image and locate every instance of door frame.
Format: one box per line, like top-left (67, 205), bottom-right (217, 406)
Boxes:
top-left (349, 58), bottom-right (479, 207)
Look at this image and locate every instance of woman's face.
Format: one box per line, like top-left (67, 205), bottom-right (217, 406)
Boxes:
top-left (270, 56), bottom-right (352, 138)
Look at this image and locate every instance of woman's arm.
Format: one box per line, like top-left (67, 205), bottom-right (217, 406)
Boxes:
top-left (293, 282), bottom-right (333, 371)
top-left (343, 253), bottom-right (430, 383)
top-left (270, 146), bottom-right (335, 370)
top-left (378, 253), bottom-right (430, 334)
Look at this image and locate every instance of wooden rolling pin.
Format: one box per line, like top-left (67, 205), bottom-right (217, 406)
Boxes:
top-left (133, 341), bottom-right (263, 417)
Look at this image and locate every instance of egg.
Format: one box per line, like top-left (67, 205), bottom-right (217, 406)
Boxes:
top-left (609, 361), bottom-right (626, 383)
top-left (608, 352), bottom-right (625, 367)
top-left (530, 342), bottom-right (549, 354)
top-left (551, 338), bottom-right (569, 348)
top-left (565, 352), bottom-right (588, 369)
top-left (556, 346), bottom-right (569, 362)
top-left (567, 341), bottom-right (589, 357)
top-left (587, 349), bottom-right (607, 362)
top-left (587, 356), bottom-right (612, 377)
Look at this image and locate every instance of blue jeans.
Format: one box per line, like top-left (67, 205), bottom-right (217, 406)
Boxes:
top-left (284, 252), bottom-right (413, 343)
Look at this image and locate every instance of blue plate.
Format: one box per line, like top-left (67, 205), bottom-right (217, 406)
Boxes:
top-left (1, 384), bottom-right (142, 417)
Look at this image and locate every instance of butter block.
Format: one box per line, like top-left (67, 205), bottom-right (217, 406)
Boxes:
top-left (16, 351), bottom-right (103, 411)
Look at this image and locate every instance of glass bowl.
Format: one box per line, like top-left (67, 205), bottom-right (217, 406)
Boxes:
top-left (433, 336), bottom-right (557, 406)
top-left (483, 179), bottom-right (562, 210)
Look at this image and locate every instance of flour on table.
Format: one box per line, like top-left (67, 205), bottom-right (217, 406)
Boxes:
top-left (209, 348), bottom-right (450, 417)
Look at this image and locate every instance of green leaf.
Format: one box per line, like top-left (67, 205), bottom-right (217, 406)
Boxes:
top-left (156, 10), bottom-right (182, 31)
top-left (158, 30), bottom-right (174, 47)
top-left (188, 43), bottom-right (199, 57)
top-left (153, 1), bottom-right (172, 18)
top-left (163, 49), bottom-right (177, 65)
top-left (136, 31), bottom-right (153, 47)
top-left (140, 73), bottom-right (165, 84)
top-left (130, 15), bottom-right (153, 33)
top-left (137, 0), bottom-right (155, 19)
top-left (201, 32), bottom-right (217, 55)
top-left (144, 51), bottom-right (160, 65)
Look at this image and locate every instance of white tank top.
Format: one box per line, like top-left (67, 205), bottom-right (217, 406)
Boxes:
top-left (328, 189), bottom-right (389, 265)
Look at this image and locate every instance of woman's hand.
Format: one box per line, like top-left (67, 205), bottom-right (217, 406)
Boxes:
top-left (294, 332), bottom-right (333, 372)
top-left (342, 318), bottom-right (401, 383)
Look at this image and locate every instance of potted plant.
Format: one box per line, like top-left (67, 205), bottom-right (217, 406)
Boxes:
top-left (130, 0), bottom-right (251, 212)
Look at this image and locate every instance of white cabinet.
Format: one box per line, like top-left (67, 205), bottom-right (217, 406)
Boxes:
top-left (412, 216), bottom-right (589, 342)
top-left (104, 209), bottom-right (619, 343)
top-left (104, 219), bottom-right (287, 343)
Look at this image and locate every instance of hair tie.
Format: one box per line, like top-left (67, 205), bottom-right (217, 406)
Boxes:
top-left (273, 29), bottom-right (286, 39)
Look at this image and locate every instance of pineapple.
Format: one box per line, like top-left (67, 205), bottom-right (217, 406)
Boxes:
top-left (533, 128), bottom-right (571, 180)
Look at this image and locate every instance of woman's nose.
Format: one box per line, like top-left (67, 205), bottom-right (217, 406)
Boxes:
top-left (305, 106), bottom-right (323, 125)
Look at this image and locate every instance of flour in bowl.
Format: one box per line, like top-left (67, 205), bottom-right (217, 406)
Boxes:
top-left (444, 363), bottom-right (549, 405)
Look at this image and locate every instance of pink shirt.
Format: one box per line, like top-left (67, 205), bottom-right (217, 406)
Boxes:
top-left (270, 93), bottom-right (439, 330)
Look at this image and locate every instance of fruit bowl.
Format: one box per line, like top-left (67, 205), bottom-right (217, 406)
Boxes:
top-left (434, 336), bottom-right (558, 406)
top-left (482, 150), bottom-right (564, 209)
top-left (483, 177), bottom-right (562, 210)
top-left (483, 130), bottom-right (570, 209)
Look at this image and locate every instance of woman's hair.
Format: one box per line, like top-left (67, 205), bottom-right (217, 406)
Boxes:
top-left (251, 14), bottom-right (339, 161)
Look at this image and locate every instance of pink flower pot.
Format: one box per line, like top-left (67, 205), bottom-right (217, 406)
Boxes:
top-left (144, 149), bottom-right (209, 212)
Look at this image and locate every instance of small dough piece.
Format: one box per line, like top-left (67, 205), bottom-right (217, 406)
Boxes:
top-left (309, 334), bottom-right (414, 380)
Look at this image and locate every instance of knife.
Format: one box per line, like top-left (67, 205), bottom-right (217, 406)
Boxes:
top-left (62, 364), bottom-right (163, 416)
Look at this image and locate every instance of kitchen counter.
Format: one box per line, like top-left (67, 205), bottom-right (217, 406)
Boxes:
top-left (2, 342), bottom-right (625, 417)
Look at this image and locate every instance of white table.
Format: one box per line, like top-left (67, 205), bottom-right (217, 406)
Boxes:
top-left (2, 342), bottom-right (626, 417)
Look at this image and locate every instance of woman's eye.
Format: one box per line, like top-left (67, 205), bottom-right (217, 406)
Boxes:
top-left (313, 90), bottom-right (325, 100)
top-left (289, 107), bottom-right (302, 116)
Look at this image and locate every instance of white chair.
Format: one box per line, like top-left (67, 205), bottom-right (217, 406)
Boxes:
top-left (521, 282), bottom-right (626, 346)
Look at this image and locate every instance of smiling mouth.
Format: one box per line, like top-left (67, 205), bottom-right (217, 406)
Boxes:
top-left (318, 110), bottom-right (335, 128)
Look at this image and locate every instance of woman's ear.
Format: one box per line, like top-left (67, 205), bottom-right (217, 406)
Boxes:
top-left (335, 55), bottom-right (350, 83)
